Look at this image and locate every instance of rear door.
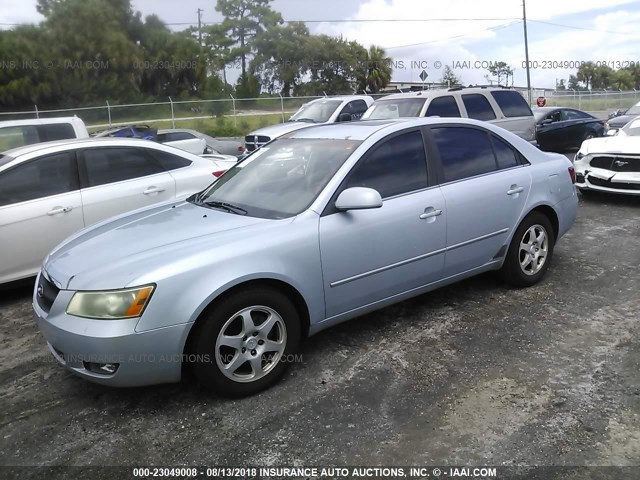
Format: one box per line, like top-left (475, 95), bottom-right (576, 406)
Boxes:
top-left (78, 146), bottom-right (176, 226)
top-left (562, 109), bottom-right (596, 146)
top-left (0, 151), bottom-right (84, 282)
top-left (429, 125), bottom-right (532, 277)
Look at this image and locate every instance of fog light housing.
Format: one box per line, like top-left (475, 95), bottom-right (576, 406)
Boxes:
top-left (84, 362), bottom-right (119, 375)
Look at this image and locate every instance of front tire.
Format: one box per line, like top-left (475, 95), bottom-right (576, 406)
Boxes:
top-left (192, 287), bottom-right (301, 397)
top-left (500, 212), bottom-right (555, 287)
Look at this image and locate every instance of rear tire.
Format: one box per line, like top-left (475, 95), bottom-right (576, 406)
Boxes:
top-left (192, 287), bottom-right (301, 397)
top-left (500, 212), bottom-right (555, 287)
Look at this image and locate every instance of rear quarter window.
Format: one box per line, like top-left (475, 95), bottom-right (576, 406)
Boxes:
top-left (490, 91), bottom-right (533, 118)
top-left (461, 94), bottom-right (497, 121)
top-left (425, 96), bottom-right (461, 117)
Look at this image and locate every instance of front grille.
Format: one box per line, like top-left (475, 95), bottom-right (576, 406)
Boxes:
top-left (36, 272), bottom-right (60, 313)
top-left (590, 155), bottom-right (640, 172)
top-left (587, 176), bottom-right (640, 191)
top-left (244, 135), bottom-right (271, 152)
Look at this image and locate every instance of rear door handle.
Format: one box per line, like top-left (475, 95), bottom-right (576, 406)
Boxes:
top-left (143, 186), bottom-right (165, 195)
top-left (420, 208), bottom-right (443, 220)
top-left (47, 206), bottom-right (72, 216)
top-left (507, 186), bottom-right (524, 195)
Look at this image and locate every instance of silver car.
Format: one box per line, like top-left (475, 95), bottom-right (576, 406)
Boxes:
top-left (1, 138), bottom-right (236, 284)
top-left (33, 118), bottom-right (578, 397)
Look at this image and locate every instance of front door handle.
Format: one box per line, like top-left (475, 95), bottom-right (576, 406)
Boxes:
top-left (507, 185), bottom-right (524, 195)
top-left (47, 206), bottom-right (72, 216)
top-left (143, 186), bottom-right (165, 195)
top-left (420, 208), bottom-right (443, 220)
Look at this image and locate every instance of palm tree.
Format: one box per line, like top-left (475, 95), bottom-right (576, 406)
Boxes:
top-left (359, 45), bottom-right (392, 93)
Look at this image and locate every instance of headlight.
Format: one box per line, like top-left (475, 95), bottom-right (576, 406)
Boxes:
top-left (66, 285), bottom-right (155, 319)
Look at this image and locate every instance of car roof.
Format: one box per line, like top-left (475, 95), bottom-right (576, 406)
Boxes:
top-left (286, 117), bottom-right (494, 141)
top-left (378, 87), bottom-right (511, 101)
top-left (0, 116), bottom-right (82, 127)
top-left (308, 95), bottom-right (373, 103)
top-left (2, 136), bottom-right (160, 158)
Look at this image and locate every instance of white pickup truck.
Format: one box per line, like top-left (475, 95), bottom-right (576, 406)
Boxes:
top-left (0, 116), bottom-right (89, 151)
top-left (244, 95), bottom-right (374, 152)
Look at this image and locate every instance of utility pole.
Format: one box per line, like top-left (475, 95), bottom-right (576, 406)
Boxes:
top-left (197, 8), bottom-right (204, 45)
top-left (522, 0), bottom-right (532, 105)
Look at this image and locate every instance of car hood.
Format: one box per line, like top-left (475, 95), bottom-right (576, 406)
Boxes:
top-left (247, 122), bottom-right (316, 138)
top-left (608, 114), bottom-right (635, 128)
top-left (579, 136), bottom-right (640, 156)
top-left (44, 201), bottom-right (273, 290)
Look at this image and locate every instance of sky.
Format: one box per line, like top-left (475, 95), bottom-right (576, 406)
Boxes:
top-left (1, 0), bottom-right (639, 89)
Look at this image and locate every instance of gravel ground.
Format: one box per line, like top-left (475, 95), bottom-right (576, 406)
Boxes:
top-left (1, 187), bottom-right (639, 479)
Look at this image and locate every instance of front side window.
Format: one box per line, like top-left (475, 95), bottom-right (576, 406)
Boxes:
top-left (563, 109), bottom-right (591, 121)
top-left (345, 131), bottom-right (428, 198)
top-left (490, 91), bottom-right (533, 118)
top-left (81, 147), bottom-right (163, 187)
top-left (194, 138), bottom-right (361, 219)
top-left (339, 100), bottom-right (368, 120)
top-left (432, 127), bottom-right (497, 182)
top-left (462, 94), bottom-right (497, 121)
top-left (0, 152), bottom-right (78, 206)
top-left (425, 96), bottom-right (461, 117)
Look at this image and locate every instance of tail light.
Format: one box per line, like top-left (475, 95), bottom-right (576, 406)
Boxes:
top-left (568, 166), bottom-right (576, 184)
top-left (213, 170), bottom-right (225, 177)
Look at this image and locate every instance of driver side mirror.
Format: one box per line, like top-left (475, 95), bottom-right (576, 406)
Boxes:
top-left (338, 113), bottom-right (353, 122)
top-left (335, 187), bottom-right (383, 211)
top-left (540, 119), bottom-right (553, 125)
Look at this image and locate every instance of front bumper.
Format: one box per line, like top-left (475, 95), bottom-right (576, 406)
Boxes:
top-left (33, 272), bottom-right (192, 387)
top-left (575, 173), bottom-right (640, 196)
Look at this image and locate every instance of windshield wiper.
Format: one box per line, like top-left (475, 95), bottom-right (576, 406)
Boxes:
top-left (202, 201), bottom-right (248, 215)
top-left (293, 117), bottom-right (316, 123)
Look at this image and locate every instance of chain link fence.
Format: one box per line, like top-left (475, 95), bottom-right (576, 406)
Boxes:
top-left (1, 90), bottom-right (639, 131)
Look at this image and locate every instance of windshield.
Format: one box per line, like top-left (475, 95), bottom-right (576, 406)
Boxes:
top-left (621, 117), bottom-right (640, 136)
top-left (190, 137), bottom-right (361, 219)
top-left (626, 103), bottom-right (640, 115)
top-left (289, 100), bottom-right (343, 123)
top-left (364, 98), bottom-right (426, 119)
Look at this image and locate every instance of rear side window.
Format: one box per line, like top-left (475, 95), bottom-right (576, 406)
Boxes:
top-left (491, 135), bottom-right (519, 169)
top-left (38, 123), bottom-right (76, 141)
top-left (0, 152), bottom-right (79, 206)
top-left (461, 94), bottom-right (497, 121)
top-left (81, 147), bottom-right (163, 187)
top-left (150, 149), bottom-right (192, 170)
top-left (340, 100), bottom-right (369, 120)
top-left (432, 127), bottom-right (497, 182)
top-left (425, 96), bottom-right (461, 117)
top-left (158, 132), bottom-right (195, 142)
top-left (490, 91), bottom-right (533, 118)
top-left (346, 131), bottom-right (428, 198)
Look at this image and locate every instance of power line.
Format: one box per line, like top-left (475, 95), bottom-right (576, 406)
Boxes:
top-left (527, 19), bottom-right (636, 36)
top-left (383, 21), bottom-right (519, 50)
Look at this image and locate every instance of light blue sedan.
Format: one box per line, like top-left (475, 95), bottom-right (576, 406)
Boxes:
top-left (33, 118), bottom-right (578, 396)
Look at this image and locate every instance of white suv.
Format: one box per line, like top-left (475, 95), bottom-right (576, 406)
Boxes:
top-left (362, 87), bottom-right (536, 142)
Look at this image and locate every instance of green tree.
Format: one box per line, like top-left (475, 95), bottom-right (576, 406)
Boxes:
top-left (252, 22), bottom-right (310, 96)
top-left (356, 45), bottom-right (393, 94)
top-left (215, 0), bottom-right (283, 90)
top-left (440, 65), bottom-right (461, 87)
top-left (610, 69), bottom-right (634, 90)
top-left (486, 61), bottom-right (513, 86)
top-left (576, 61), bottom-right (596, 90)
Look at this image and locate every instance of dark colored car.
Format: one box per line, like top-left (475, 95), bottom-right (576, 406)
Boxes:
top-left (605, 100), bottom-right (640, 135)
top-left (534, 107), bottom-right (605, 151)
